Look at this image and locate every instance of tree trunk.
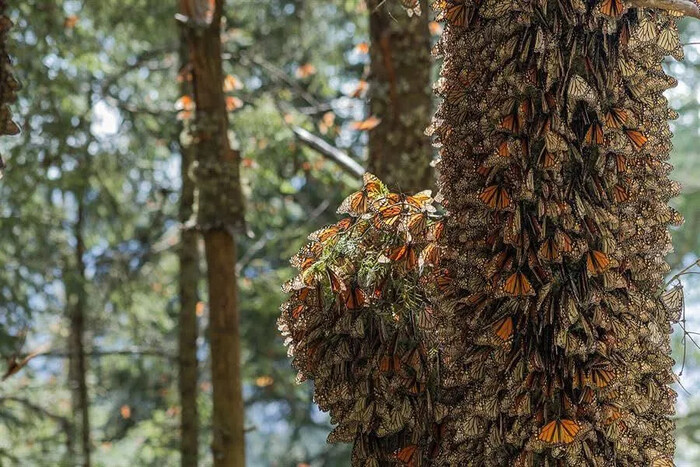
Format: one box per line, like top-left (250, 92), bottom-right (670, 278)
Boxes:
top-left (431, 2), bottom-right (681, 465)
top-left (177, 26), bottom-right (200, 467)
top-left (180, 1), bottom-right (246, 466)
top-left (67, 198), bottom-right (91, 467)
top-left (367, 0), bottom-right (432, 193)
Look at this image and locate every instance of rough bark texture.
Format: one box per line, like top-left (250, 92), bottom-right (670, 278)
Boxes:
top-left (430, 1), bottom-right (682, 465)
top-left (67, 199), bottom-right (92, 467)
top-left (367, 0), bottom-right (433, 193)
top-left (180, 1), bottom-right (245, 466)
top-left (177, 27), bottom-right (200, 467)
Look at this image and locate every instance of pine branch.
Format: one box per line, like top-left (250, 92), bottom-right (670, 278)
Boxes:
top-left (628, 0), bottom-right (700, 19)
top-left (291, 126), bottom-right (365, 179)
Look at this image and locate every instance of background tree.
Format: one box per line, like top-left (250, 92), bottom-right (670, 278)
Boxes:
top-left (179, 0), bottom-right (246, 465)
top-left (366, 0), bottom-right (433, 192)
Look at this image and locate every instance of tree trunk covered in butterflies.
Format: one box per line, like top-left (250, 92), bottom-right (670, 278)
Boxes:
top-left (180, 0), bottom-right (246, 466)
top-left (67, 196), bottom-right (92, 467)
top-left (0, 0), bottom-right (20, 177)
top-left (429, 0), bottom-right (682, 465)
top-left (177, 24), bottom-right (200, 467)
top-left (367, 0), bottom-right (433, 193)
top-left (280, 0), bottom-right (688, 466)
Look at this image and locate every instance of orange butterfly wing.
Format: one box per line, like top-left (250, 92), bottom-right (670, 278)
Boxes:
top-left (503, 272), bottom-right (533, 296)
top-left (625, 129), bottom-right (648, 151)
top-left (586, 250), bottom-right (611, 275)
top-left (494, 317), bottom-right (514, 341)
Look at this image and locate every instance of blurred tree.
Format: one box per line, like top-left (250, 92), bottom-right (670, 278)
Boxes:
top-left (367, 0), bottom-right (432, 192)
top-left (177, 23), bottom-right (200, 467)
top-left (180, 0), bottom-right (245, 465)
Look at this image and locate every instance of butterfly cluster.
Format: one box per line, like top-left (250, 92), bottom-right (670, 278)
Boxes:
top-left (278, 174), bottom-right (447, 466)
top-left (0, 0), bottom-right (19, 177)
top-left (427, 0), bottom-right (683, 465)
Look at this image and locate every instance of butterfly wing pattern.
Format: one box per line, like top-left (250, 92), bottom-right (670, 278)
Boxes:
top-left (429, 0), bottom-right (682, 465)
top-left (279, 174), bottom-right (447, 465)
top-left (0, 0), bottom-right (19, 177)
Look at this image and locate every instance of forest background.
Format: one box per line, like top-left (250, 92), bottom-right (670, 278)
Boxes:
top-left (0, 0), bottom-right (699, 466)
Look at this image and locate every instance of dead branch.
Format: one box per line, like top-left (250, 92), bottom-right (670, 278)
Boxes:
top-left (628, 0), bottom-right (700, 19)
top-left (291, 126), bottom-right (365, 179)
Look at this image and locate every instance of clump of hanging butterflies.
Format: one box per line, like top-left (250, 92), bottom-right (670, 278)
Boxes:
top-left (278, 173), bottom-right (449, 465)
top-left (0, 0), bottom-right (20, 178)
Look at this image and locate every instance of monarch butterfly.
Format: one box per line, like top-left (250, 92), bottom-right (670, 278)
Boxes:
top-left (376, 203), bottom-right (405, 229)
top-left (337, 173), bottom-right (386, 216)
top-left (568, 75), bottom-right (595, 103)
top-left (501, 113), bottom-right (520, 133)
top-left (585, 123), bottom-right (604, 145)
top-left (477, 164), bottom-right (492, 178)
top-left (442, 1), bottom-right (469, 27)
top-left (309, 217), bottom-right (353, 243)
top-left (555, 231), bottom-right (573, 253)
top-left (503, 272), bottom-right (533, 296)
top-left (660, 285), bottom-right (683, 321)
top-left (602, 404), bottom-right (623, 425)
top-left (636, 16), bottom-right (658, 42)
top-left (343, 286), bottom-right (367, 310)
top-left (498, 140), bottom-right (511, 158)
top-left (479, 185), bottom-right (511, 210)
top-left (405, 190), bottom-right (434, 210)
top-left (433, 269), bottom-right (454, 295)
top-left (587, 250), bottom-right (611, 275)
top-left (600, 0), bottom-right (625, 18)
top-left (291, 303), bottom-right (305, 319)
top-left (428, 220), bottom-right (445, 241)
top-left (379, 354), bottom-right (401, 372)
top-left (590, 367), bottom-right (615, 388)
top-left (605, 107), bottom-right (628, 129)
top-left (612, 184), bottom-right (629, 203)
top-left (402, 346), bottom-right (424, 373)
top-left (538, 419), bottom-right (581, 444)
top-left (624, 129), bottom-right (648, 151)
top-left (611, 152), bottom-right (627, 172)
top-left (394, 445), bottom-right (419, 465)
top-left (579, 386), bottom-right (595, 404)
top-left (419, 243), bottom-right (441, 271)
top-left (405, 212), bottom-right (428, 237)
top-left (327, 267), bottom-right (346, 294)
top-left (650, 455), bottom-right (675, 467)
top-left (657, 27), bottom-right (682, 57)
top-left (290, 243), bottom-right (322, 271)
top-left (538, 238), bottom-right (561, 262)
top-left (493, 316), bottom-right (514, 341)
top-left (539, 150), bottom-right (557, 169)
top-left (292, 287), bottom-right (310, 303)
top-left (383, 244), bottom-right (418, 270)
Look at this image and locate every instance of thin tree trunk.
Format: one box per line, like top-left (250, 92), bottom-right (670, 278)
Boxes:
top-left (177, 26), bottom-right (200, 467)
top-left (180, 1), bottom-right (246, 466)
top-left (367, 0), bottom-right (432, 193)
top-left (67, 198), bottom-right (91, 467)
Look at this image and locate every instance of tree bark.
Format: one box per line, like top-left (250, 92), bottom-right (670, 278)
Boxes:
top-left (180, 1), bottom-right (245, 466)
top-left (367, 0), bottom-right (433, 193)
top-left (177, 25), bottom-right (200, 467)
top-left (67, 198), bottom-right (91, 467)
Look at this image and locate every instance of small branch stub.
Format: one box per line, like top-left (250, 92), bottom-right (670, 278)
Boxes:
top-left (628, 0), bottom-right (700, 19)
